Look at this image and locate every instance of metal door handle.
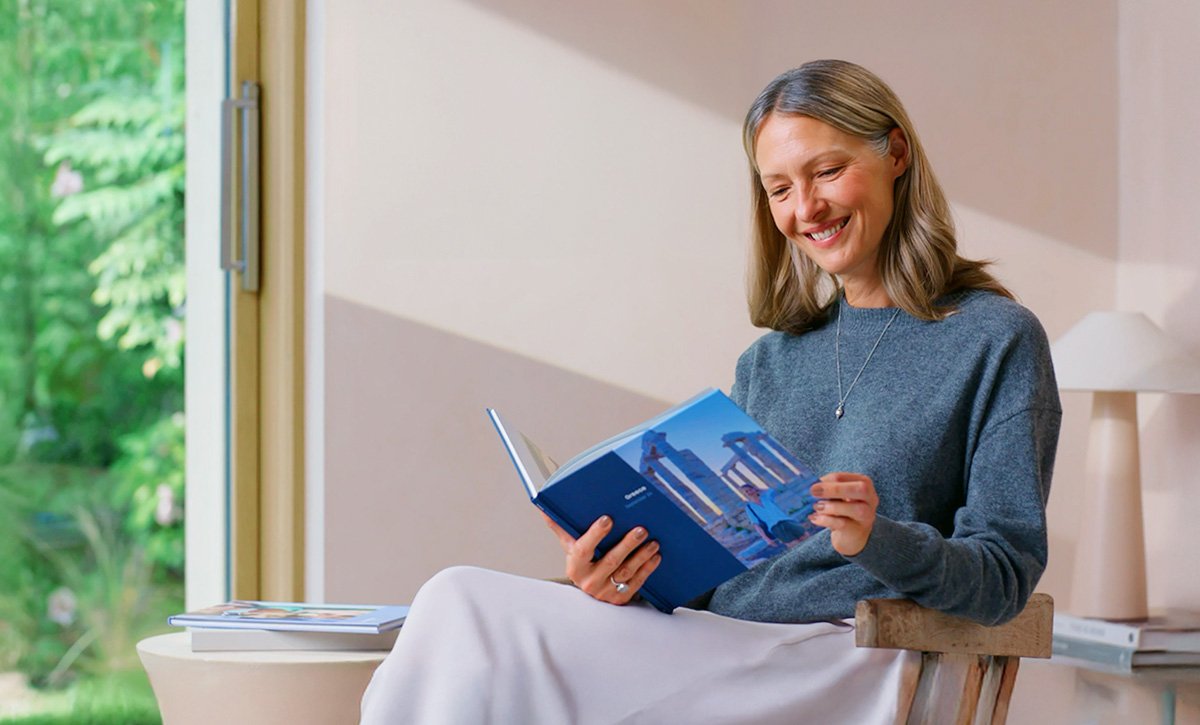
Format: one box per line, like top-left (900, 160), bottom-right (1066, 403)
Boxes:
top-left (220, 81), bottom-right (260, 293)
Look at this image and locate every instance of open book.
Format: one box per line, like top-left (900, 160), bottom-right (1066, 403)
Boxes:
top-left (488, 388), bottom-right (821, 613)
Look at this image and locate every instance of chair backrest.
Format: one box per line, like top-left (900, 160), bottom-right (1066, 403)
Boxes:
top-left (855, 593), bottom-right (1053, 725)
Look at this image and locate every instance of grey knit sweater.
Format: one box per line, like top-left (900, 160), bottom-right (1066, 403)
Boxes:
top-left (703, 291), bottom-right (1061, 625)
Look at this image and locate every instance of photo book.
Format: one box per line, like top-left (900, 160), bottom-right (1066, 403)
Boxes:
top-left (1052, 635), bottom-right (1200, 672)
top-left (488, 388), bottom-right (822, 613)
top-left (168, 600), bottom-right (410, 652)
top-left (188, 628), bottom-right (399, 653)
top-left (1053, 610), bottom-right (1200, 653)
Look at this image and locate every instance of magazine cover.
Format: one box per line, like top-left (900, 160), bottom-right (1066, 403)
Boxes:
top-left (168, 601), bottom-right (410, 634)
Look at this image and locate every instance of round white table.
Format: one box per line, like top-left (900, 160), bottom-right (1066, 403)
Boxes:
top-left (137, 632), bottom-right (387, 724)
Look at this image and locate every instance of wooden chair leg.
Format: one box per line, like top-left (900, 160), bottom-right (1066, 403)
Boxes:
top-left (857, 594), bottom-right (1052, 725)
top-left (892, 651), bottom-right (1025, 725)
top-left (988, 657), bottom-right (1020, 725)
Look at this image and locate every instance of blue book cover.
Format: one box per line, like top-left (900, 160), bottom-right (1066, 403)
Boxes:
top-left (488, 388), bottom-right (821, 613)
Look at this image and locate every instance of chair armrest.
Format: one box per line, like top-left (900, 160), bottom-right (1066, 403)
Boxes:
top-left (854, 593), bottom-right (1053, 659)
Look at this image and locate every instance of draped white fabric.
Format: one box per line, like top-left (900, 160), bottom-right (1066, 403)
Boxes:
top-left (360, 567), bottom-right (915, 724)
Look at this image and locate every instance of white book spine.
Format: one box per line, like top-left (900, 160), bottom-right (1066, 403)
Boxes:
top-left (1052, 614), bottom-right (1140, 648)
top-left (1051, 636), bottom-right (1134, 670)
top-left (189, 628), bottom-right (399, 652)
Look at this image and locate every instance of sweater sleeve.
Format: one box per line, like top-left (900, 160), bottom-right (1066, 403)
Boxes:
top-left (847, 314), bottom-right (1062, 625)
top-left (848, 406), bottom-right (1059, 624)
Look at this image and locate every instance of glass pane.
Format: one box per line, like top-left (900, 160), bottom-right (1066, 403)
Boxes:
top-left (0, 1), bottom-right (185, 720)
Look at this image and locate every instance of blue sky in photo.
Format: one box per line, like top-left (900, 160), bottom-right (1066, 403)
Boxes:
top-left (614, 392), bottom-right (759, 472)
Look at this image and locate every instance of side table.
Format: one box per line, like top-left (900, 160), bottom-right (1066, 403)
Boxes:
top-left (137, 632), bottom-right (387, 724)
top-left (1028, 652), bottom-right (1200, 725)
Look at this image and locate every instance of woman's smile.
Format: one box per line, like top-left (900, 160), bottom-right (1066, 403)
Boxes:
top-left (803, 217), bottom-right (849, 246)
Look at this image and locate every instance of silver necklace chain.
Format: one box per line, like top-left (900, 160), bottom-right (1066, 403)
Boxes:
top-left (834, 304), bottom-right (902, 420)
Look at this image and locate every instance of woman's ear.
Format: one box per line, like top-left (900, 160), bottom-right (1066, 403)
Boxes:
top-left (887, 127), bottom-right (910, 178)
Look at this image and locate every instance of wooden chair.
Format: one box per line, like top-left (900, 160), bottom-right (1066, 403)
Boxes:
top-left (855, 593), bottom-right (1054, 725)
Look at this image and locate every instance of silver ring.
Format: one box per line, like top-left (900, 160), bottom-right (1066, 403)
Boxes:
top-left (610, 576), bottom-right (630, 594)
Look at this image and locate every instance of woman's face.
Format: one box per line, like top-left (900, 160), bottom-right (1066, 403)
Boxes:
top-left (754, 113), bottom-right (907, 304)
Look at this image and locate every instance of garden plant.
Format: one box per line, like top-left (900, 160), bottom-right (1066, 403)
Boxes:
top-left (0, 1), bottom-right (185, 721)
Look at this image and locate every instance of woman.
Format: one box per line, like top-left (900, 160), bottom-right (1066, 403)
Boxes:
top-left (740, 482), bottom-right (816, 546)
top-left (360, 59), bottom-right (1060, 724)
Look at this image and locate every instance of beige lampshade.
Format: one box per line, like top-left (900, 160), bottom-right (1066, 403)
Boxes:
top-left (1051, 311), bottom-right (1200, 393)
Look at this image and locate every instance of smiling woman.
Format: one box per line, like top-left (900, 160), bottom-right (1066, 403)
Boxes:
top-left (754, 114), bottom-right (908, 308)
top-left (360, 59), bottom-right (1061, 725)
top-left (742, 60), bottom-right (1014, 334)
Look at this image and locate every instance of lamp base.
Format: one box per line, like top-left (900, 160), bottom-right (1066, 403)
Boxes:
top-left (1069, 390), bottom-right (1149, 621)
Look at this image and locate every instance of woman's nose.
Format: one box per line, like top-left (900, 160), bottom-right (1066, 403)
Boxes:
top-left (796, 187), bottom-right (828, 222)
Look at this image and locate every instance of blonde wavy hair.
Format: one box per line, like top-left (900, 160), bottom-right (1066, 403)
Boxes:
top-left (743, 60), bottom-right (1012, 334)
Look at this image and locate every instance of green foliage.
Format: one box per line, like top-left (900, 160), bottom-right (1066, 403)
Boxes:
top-left (0, 668), bottom-right (162, 725)
top-left (0, 464), bottom-right (180, 687)
top-left (0, 0), bottom-right (186, 467)
top-left (0, 0), bottom-right (186, 712)
top-left (109, 413), bottom-right (185, 573)
top-left (38, 30), bottom-right (185, 377)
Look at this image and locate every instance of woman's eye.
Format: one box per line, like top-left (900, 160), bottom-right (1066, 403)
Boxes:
top-left (817, 166), bottom-right (843, 179)
top-left (768, 186), bottom-right (789, 199)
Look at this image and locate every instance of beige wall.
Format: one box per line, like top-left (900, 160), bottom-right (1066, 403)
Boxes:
top-left (1116, 0), bottom-right (1200, 610)
top-left (311, 0), bottom-right (1197, 719)
top-left (317, 0), bottom-right (1116, 590)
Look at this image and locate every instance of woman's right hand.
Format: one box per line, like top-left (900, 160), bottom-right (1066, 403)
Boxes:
top-left (542, 513), bottom-right (662, 605)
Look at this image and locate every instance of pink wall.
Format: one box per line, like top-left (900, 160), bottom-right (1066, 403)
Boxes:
top-left (313, 0), bottom-right (1200, 718)
top-left (1117, 0), bottom-right (1200, 610)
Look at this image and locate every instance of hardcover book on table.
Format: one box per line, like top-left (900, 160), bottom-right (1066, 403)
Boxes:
top-left (1052, 635), bottom-right (1200, 672)
top-left (188, 628), bottom-right (400, 652)
top-left (168, 601), bottom-right (410, 634)
top-left (1053, 611), bottom-right (1200, 653)
top-left (488, 388), bottom-right (822, 613)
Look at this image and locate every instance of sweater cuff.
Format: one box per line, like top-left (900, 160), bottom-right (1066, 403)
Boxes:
top-left (845, 514), bottom-right (922, 576)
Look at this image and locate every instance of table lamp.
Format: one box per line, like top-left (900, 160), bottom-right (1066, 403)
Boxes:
top-left (1051, 311), bottom-right (1200, 620)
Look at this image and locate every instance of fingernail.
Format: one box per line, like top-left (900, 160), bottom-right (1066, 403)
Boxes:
top-left (647, 541), bottom-right (660, 554)
top-left (633, 527), bottom-right (647, 539)
top-left (810, 485), bottom-right (824, 497)
top-left (815, 501), bottom-right (826, 512)
top-left (598, 515), bottom-right (611, 526)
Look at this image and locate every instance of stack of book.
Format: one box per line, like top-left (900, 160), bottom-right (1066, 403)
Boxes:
top-left (1052, 610), bottom-right (1200, 673)
top-left (168, 600), bottom-right (410, 652)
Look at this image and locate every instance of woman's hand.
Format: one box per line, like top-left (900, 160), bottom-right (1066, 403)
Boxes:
top-left (543, 513), bottom-right (662, 605)
top-left (808, 472), bottom-right (879, 557)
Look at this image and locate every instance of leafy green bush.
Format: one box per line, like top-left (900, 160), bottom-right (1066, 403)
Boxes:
top-left (0, 464), bottom-right (181, 687)
top-left (110, 414), bottom-right (185, 574)
top-left (0, 0), bottom-right (186, 707)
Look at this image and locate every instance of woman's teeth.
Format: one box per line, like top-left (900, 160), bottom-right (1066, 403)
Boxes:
top-left (806, 218), bottom-right (847, 241)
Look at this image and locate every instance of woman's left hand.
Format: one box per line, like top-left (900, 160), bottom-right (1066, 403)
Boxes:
top-left (808, 472), bottom-right (879, 557)
top-left (541, 512), bottom-right (661, 605)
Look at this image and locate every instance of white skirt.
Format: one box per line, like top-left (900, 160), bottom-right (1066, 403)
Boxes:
top-left (359, 566), bottom-right (915, 724)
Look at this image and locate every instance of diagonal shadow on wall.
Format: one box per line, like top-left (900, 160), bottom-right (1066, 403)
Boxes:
top-left (323, 294), bottom-right (671, 603)
top-left (463, 0), bottom-right (1119, 260)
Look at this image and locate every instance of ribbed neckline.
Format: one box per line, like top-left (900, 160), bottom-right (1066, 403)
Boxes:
top-left (834, 290), bottom-right (975, 332)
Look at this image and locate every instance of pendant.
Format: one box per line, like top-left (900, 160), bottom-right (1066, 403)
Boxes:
top-left (835, 403), bottom-right (844, 419)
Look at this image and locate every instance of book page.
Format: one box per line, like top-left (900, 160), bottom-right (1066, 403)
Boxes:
top-left (520, 433), bottom-right (559, 483)
top-left (487, 409), bottom-right (549, 498)
top-left (550, 389), bottom-right (719, 482)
